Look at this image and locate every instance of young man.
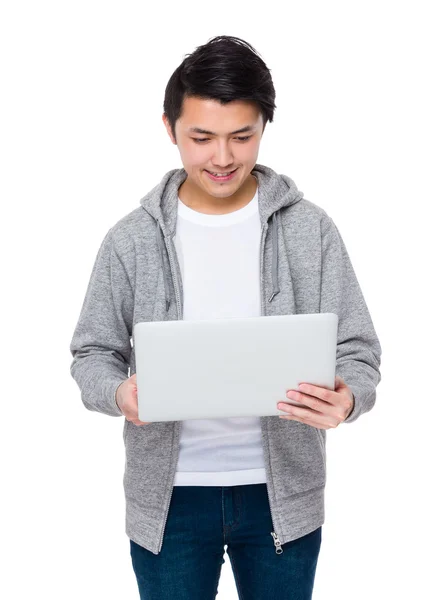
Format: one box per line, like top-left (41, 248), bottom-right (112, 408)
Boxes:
top-left (70, 35), bottom-right (382, 599)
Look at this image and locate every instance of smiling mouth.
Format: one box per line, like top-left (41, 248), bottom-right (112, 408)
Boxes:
top-left (206, 168), bottom-right (237, 175)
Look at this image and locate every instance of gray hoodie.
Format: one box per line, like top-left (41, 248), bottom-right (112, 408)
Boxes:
top-left (69, 163), bottom-right (382, 555)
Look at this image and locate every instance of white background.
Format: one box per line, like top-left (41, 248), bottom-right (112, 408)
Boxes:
top-left (1, 1), bottom-right (436, 598)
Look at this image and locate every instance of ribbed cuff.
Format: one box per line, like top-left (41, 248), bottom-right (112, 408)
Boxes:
top-left (102, 376), bottom-right (126, 417)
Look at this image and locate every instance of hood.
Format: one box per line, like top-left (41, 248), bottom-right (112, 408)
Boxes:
top-left (139, 163), bottom-right (304, 312)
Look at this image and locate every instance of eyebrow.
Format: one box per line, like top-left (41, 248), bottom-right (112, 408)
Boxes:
top-left (187, 125), bottom-right (256, 135)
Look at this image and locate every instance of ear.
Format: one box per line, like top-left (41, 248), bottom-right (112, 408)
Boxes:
top-left (162, 113), bottom-right (177, 145)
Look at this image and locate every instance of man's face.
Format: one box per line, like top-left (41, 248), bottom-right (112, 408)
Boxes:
top-left (162, 96), bottom-right (264, 202)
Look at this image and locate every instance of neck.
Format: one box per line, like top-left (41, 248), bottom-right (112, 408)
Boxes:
top-left (178, 174), bottom-right (257, 215)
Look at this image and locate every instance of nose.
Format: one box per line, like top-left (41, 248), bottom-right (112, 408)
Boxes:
top-left (211, 141), bottom-right (234, 169)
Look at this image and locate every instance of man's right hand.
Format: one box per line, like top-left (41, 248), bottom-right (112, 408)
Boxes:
top-left (116, 374), bottom-right (150, 426)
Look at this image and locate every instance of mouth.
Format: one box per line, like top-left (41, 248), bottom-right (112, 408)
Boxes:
top-left (205, 168), bottom-right (238, 182)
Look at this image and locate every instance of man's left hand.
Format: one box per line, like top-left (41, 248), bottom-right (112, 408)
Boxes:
top-left (277, 375), bottom-right (354, 429)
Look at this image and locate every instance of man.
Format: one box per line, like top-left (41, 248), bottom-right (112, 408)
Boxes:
top-left (70, 35), bottom-right (382, 599)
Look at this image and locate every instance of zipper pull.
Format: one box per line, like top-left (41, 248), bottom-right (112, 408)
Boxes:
top-left (271, 532), bottom-right (283, 554)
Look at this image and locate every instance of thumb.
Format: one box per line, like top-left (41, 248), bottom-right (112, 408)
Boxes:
top-left (335, 375), bottom-right (346, 390)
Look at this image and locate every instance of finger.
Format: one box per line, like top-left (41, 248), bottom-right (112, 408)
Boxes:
top-left (286, 389), bottom-right (333, 413)
top-left (279, 411), bottom-right (329, 429)
top-left (279, 404), bottom-right (337, 429)
top-left (296, 382), bottom-right (336, 405)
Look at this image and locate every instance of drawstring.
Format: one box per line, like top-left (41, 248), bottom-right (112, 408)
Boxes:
top-left (156, 211), bottom-right (280, 312)
top-left (268, 212), bottom-right (280, 303)
top-left (156, 222), bottom-right (171, 312)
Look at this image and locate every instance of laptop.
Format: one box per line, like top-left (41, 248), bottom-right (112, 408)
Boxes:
top-left (133, 313), bottom-right (338, 422)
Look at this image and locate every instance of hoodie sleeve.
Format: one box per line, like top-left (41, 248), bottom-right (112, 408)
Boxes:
top-left (69, 228), bottom-right (134, 417)
top-left (320, 215), bottom-right (382, 424)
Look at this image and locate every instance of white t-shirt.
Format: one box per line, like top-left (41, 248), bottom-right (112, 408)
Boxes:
top-left (173, 185), bottom-right (267, 486)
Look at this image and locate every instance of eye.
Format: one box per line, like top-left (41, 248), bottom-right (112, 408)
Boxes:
top-left (192, 136), bottom-right (252, 143)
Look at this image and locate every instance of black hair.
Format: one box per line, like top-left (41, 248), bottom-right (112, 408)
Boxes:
top-left (163, 35), bottom-right (277, 142)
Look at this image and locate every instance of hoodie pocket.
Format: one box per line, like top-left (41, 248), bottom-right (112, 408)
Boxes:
top-left (270, 420), bottom-right (326, 500)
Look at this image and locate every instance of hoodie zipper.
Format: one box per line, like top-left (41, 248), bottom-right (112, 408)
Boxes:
top-left (156, 230), bottom-right (183, 554)
top-left (261, 221), bottom-right (284, 555)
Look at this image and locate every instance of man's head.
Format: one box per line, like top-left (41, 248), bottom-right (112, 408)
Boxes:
top-left (162, 36), bottom-right (276, 204)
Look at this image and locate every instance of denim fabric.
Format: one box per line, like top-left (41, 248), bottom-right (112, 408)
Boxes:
top-left (130, 483), bottom-right (322, 599)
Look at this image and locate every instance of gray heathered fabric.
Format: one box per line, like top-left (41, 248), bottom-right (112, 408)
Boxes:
top-left (69, 163), bottom-right (382, 554)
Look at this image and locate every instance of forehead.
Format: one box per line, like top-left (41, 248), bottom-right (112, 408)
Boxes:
top-left (179, 96), bottom-right (262, 133)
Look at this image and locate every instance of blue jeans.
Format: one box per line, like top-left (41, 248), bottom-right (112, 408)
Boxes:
top-left (130, 483), bottom-right (322, 599)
